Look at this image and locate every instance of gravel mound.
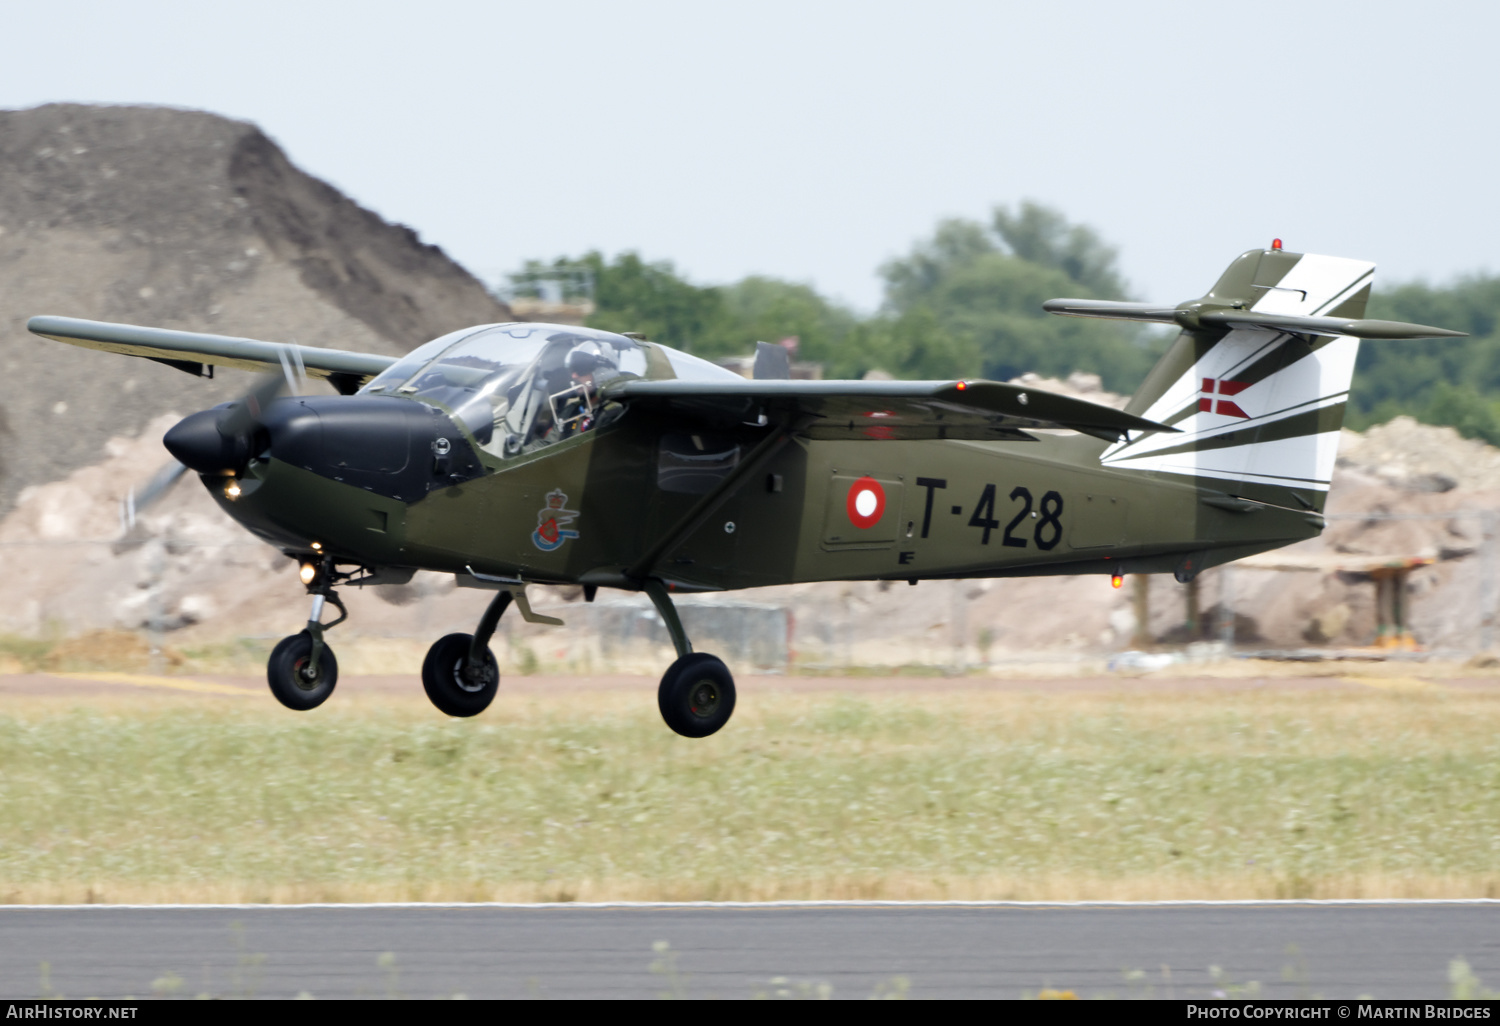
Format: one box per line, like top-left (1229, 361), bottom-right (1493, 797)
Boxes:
top-left (0, 103), bottom-right (510, 514)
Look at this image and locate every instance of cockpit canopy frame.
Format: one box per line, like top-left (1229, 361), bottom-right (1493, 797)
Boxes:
top-left (361, 323), bottom-right (648, 458)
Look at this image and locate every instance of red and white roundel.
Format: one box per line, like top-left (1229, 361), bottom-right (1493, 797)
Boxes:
top-left (845, 476), bottom-right (886, 529)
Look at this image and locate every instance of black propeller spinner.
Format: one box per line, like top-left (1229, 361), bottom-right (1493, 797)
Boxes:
top-left (163, 372), bottom-right (286, 476)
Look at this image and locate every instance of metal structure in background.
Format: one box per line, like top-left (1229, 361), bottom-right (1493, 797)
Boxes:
top-left (498, 265), bottom-right (596, 306)
top-left (1202, 509), bottom-right (1499, 654)
top-left (570, 599), bottom-right (790, 672)
top-left (496, 265), bottom-right (597, 326)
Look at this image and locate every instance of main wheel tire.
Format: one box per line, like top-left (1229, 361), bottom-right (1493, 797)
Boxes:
top-left (267, 631), bottom-right (338, 711)
top-left (421, 632), bottom-right (499, 717)
top-left (658, 652), bottom-right (736, 738)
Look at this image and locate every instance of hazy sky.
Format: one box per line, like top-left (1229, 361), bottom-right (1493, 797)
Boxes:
top-left (4, 0), bottom-right (1495, 312)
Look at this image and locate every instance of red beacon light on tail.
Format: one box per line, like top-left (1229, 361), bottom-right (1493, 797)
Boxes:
top-left (1271, 238), bottom-right (1283, 251)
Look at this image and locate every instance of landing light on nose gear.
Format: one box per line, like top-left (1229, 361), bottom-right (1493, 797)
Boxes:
top-left (266, 555), bottom-right (347, 711)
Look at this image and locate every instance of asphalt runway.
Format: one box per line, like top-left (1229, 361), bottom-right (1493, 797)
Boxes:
top-left (0, 901), bottom-right (1496, 999)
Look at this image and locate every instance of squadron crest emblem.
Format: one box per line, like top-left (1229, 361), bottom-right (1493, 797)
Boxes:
top-left (531, 488), bottom-right (580, 552)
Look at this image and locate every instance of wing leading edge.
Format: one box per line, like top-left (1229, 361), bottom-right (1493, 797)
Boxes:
top-left (28, 315), bottom-right (398, 393)
top-left (604, 377), bottom-right (1175, 442)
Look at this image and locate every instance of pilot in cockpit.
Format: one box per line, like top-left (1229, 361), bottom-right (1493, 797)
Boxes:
top-left (552, 344), bottom-right (611, 438)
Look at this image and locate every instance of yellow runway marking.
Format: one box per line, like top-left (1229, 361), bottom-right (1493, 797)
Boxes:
top-left (47, 672), bottom-right (252, 696)
top-left (1340, 675), bottom-right (1444, 693)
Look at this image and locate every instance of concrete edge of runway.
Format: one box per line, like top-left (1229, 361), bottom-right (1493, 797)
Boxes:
top-left (2, 898), bottom-right (1498, 911)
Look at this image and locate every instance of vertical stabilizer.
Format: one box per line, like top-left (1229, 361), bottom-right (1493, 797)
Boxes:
top-left (1101, 248), bottom-right (1374, 510)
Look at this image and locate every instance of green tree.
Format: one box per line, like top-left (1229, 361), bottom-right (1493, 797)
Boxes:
top-left (1350, 274), bottom-right (1500, 443)
top-left (873, 202), bottom-right (1162, 391)
top-left (881, 219), bottom-right (998, 314)
top-left (705, 276), bottom-right (858, 365)
top-left (843, 306), bottom-right (982, 381)
top-left (508, 253), bottom-right (859, 365)
top-left (510, 202), bottom-right (1163, 392)
top-left (991, 202), bottom-right (1127, 299)
top-left (511, 229), bottom-right (1500, 446)
top-left (510, 251), bottom-right (724, 352)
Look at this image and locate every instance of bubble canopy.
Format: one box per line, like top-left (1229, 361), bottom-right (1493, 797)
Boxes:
top-left (359, 322), bottom-right (741, 459)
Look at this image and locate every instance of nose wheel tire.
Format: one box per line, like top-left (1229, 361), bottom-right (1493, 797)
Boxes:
top-left (422, 633), bottom-right (500, 717)
top-left (658, 653), bottom-right (736, 738)
top-left (267, 630), bottom-right (338, 710)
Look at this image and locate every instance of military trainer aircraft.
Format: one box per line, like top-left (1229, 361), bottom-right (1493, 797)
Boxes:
top-left (29, 242), bottom-right (1464, 736)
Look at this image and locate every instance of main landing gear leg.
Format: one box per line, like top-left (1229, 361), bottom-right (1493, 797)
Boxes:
top-left (421, 590), bottom-right (509, 718)
top-left (267, 558), bottom-right (346, 711)
top-left (644, 579), bottom-right (736, 738)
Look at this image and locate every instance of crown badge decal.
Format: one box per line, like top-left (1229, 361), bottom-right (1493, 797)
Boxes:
top-left (532, 488), bottom-right (580, 552)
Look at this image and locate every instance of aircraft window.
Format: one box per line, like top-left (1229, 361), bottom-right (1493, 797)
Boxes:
top-left (360, 326), bottom-right (494, 396)
top-left (362, 324), bottom-right (647, 459)
top-left (658, 432), bottom-right (741, 494)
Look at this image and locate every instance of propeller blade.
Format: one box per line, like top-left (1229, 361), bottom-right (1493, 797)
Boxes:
top-left (216, 369), bottom-right (287, 438)
top-left (121, 460), bottom-right (189, 532)
top-left (278, 342), bottom-right (307, 395)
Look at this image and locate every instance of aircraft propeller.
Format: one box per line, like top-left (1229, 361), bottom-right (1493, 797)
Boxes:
top-left (124, 349), bottom-right (308, 533)
top-left (120, 459), bottom-right (190, 533)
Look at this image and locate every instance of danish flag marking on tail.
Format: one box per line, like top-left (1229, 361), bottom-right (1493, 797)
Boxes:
top-left (1198, 377), bottom-right (1250, 419)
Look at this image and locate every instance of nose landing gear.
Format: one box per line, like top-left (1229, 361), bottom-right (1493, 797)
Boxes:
top-left (645, 580), bottom-right (736, 738)
top-left (267, 558), bottom-right (347, 711)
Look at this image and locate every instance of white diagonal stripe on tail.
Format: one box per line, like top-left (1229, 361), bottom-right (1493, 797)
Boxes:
top-left (1105, 431), bottom-right (1344, 491)
top-left (1251, 255), bottom-right (1374, 316)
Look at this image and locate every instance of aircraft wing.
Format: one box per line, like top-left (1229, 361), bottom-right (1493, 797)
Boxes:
top-left (604, 378), bottom-right (1175, 442)
top-left (28, 315), bottom-right (397, 393)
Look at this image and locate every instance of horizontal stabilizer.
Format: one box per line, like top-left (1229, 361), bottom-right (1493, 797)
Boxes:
top-left (1042, 298), bottom-right (1466, 340)
top-left (1197, 309), bottom-right (1467, 340)
top-left (29, 316), bottom-right (397, 390)
top-left (1041, 299), bottom-right (1181, 324)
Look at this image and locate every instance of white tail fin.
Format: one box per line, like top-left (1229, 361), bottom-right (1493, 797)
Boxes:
top-left (1100, 250), bottom-right (1377, 509)
top-left (1043, 247), bottom-right (1467, 511)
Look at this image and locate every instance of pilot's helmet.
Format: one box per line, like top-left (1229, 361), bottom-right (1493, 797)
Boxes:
top-left (566, 344), bottom-right (610, 378)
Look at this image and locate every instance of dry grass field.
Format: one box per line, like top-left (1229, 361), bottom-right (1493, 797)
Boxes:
top-left (0, 675), bottom-right (1498, 905)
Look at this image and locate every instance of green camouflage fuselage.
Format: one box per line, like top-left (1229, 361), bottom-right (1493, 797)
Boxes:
top-left (212, 405), bottom-right (1321, 593)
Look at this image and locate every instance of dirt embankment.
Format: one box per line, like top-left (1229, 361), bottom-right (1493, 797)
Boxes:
top-left (0, 103), bottom-right (510, 514)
